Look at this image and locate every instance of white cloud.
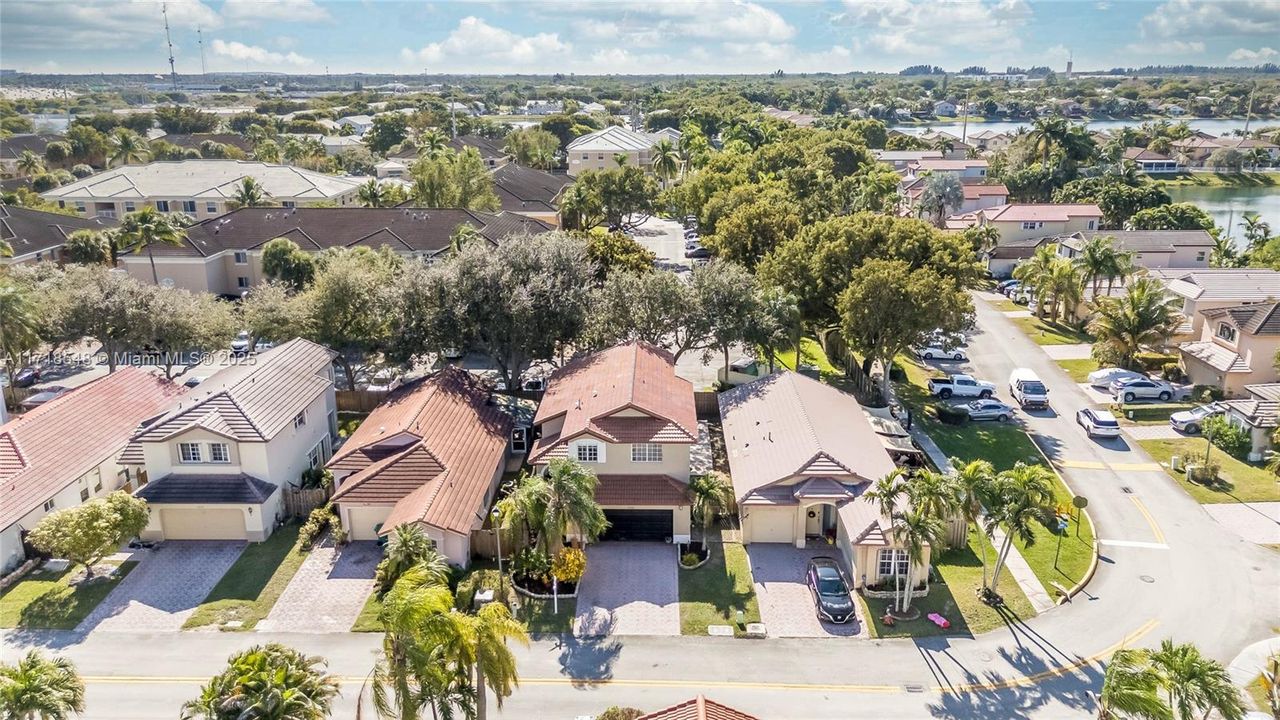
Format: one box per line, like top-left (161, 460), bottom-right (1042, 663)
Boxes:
top-left (1140, 0), bottom-right (1280, 38)
top-left (211, 39), bottom-right (313, 66)
top-left (1, 0), bottom-right (220, 50)
top-left (400, 16), bottom-right (571, 68)
top-left (547, 1), bottom-right (795, 42)
top-left (1124, 39), bottom-right (1205, 55)
top-left (837, 0), bottom-right (1032, 54)
top-left (1229, 46), bottom-right (1279, 62)
top-left (221, 0), bottom-right (331, 24)
top-left (572, 19), bottom-right (619, 40)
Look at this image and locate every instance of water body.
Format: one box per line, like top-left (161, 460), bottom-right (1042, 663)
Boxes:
top-left (898, 117), bottom-right (1273, 138)
top-left (1165, 184), bottom-right (1280, 244)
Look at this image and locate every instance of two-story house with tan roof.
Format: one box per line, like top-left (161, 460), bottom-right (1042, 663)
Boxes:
top-left (0, 368), bottom-right (185, 573)
top-left (127, 339), bottom-right (338, 542)
top-left (1145, 267), bottom-right (1280, 340)
top-left (977, 203), bottom-right (1103, 244)
top-left (529, 342), bottom-right (697, 544)
top-left (718, 371), bottom-right (924, 588)
top-left (326, 367), bottom-right (513, 566)
top-left (1180, 302), bottom-right (1280, 398)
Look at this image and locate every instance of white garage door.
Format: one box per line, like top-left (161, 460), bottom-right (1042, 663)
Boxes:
top-left (346, 506), bottom-right (392, 541)
top-left (161, 508), bottom-right (246, 540)
top-left (748, 508), bottom-right (795, 544)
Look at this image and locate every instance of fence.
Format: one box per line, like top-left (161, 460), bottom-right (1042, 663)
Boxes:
top-left (282, 485), bottom-right (332, 518)
top-left (818, 331), bottom-right (887, 407)
top-left (470, 525), bottom-right (528, 561)
top-left (335, 389), bottom-right (389, 413)
top-left (693, 391), bottom-right (721, 419)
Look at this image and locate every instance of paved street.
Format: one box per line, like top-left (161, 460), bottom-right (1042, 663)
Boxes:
top-left (748, 544), bottom-right (866, 638)
top-left (1041, 343), bottom-right (1093, 360)
top-left (256, 539), bottom-right (381, 634)
top-left (574, 543), bottom-right (679, 637)
top-left (1202, 502), bottom-right (1280, 545)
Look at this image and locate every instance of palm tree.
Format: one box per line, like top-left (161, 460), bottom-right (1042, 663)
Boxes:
top-left (887, 506), bottom-right (945, 614)
top-left (952, 460), bottom-right (996, 587)
top-left (0, 650), bottom-right (86, 720)
top-left (918, 172), bottom-right (964, 227)
top-left (182, 643), bottom-right (339, 720)
top-left (117, 207), bottom-right (186, 284)
top-left (1028, 116), bottom-right (1071, 165)
top-left (231, 177), bottom-right (268, 208)
top-left (557, 182), bottom-right (603, 231)
top-left (985, 463), bottom-right (1054, 591)
top-left (449, 223), bottom-right (481, 253)
top-left (283, 137), bottom-right (308, 164)
top-left (612, 153), bottom-right (628, 168)
top-left (417, 129), bottom-right (450, 160)
top-left (1089, 277), bottom-right (1181, 369)
top-left (1260, 652), bottom-right (1280, 719)
top-left (687, 472), bottom-right (735, 543)
top-left (1013, 244), bottom-right (1058, 319)
top-left (16, 150), bottom-right (44, 176)
top-left (1148, 640), bottom-right (1246, 720)
top-left (1045, 257), bottom-right (1083, 323)
top-left (255, 139), bottom-right (282, 164)
top-left (931, 136), bottom-right (955, 156)
top-left (651, 139), bottom-right (681, 190)
top-left (377, 524), bottom-right (448, 593)
top-left (1241, 212), bottom-right (1273, 251)
top-left (358, 178), bottom-right (388, 208)
top-left (0, 280), bottom-right (43, 409)
top-left (109, 129), bottom-right (151, 168)
top-left (1096, 648), bottom-right (1171, 720)
top-left (499, 459), bottom-right (608, 557)
top-left (1074, 234), bottom-right (1136, 300)
top-left (464, 602), bottom-right (530, 720)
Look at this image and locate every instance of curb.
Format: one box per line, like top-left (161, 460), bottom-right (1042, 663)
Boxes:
top-left (1025, 431), bottom-right (1101, 605)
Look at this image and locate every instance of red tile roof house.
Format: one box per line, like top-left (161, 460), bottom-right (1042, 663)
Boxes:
top-left (718, 371), bottom-right (928, 589)
top-left (637, 695), bottom-right (759, 720)
top-left (326, 367), bottom-right (512, 566)
top-left (0, 368), bottom-right (185, 573)
top-left (128, 339), bottom-right (338, 543)
top-left (529, 342), bottom-right (698, 544)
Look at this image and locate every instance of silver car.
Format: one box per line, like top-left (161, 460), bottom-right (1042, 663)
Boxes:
top-left (1169, 404), bottom-right (1222, 434)
top-left (1110, 377), bottom-right (1175, 403)
top-left (965, 399), bottom-right (1015, 422)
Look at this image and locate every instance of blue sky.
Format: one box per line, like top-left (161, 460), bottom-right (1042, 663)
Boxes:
top-left (2, 1), bottom-right (1278, 76)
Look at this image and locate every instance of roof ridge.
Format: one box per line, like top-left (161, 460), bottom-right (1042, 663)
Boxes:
top-left (787, 373), bottom-right (824, 469)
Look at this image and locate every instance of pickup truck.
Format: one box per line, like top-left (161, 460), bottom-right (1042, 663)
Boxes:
top-left (927, 374), bottom-right (996, 399)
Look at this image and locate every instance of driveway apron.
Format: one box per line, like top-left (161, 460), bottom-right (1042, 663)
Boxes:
top-left (573, 542), bottom-right (679, 637)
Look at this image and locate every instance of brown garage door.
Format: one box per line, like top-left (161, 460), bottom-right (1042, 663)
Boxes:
top-left (160, 508), bottom-right (246, 540)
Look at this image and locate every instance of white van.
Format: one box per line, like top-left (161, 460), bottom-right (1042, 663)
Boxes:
top-left (1009, 368), bottom-right (1050, 408)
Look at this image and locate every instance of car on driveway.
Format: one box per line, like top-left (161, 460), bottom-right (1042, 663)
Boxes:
top-left (1087, 367), bottom-right (1146, 387)
top-left (805, 556), bottom-right (855, 624)
top-left (1077, 407), bottom-right (1121, 438)
top-left (1170, 404), bottom-right (1222, 434)
top-left (1110, 377), bottom-right (1174, 402)
top-left (966, 399), bottom-right (1015, 421)
top-left (914, 345), bottom-right (967, 361)
top-left (12, 366), bottom-right (40, 388)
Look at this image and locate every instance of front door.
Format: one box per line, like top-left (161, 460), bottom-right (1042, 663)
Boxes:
top-left (805, 507), bottom-right (822, 536)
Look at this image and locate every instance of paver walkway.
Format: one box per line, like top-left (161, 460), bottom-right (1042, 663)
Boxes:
top-left (690, 421), bottom-right (713, 475)
top-left (257, 539), bottom-right (381, 633)
top-left (747, 543), bottom-right (867, 638)
top-left (1122, 424), bottom-right (1185, 441)
top-left (574, 543), bottom-right (679, 637)
top-left (1042, 343), bottom-right (1093, 360)
top-left (79, 541), bottom-right (244, 633)
top-left (1202, 502), bottom-right (1280, 545)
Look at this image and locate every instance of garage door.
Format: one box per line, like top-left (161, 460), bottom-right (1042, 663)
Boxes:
top-left (346, 506), bottom-right (392, 541)
top-left (602, 510), bottom-right (673, 542)
top-left (748, 508), bottom-right (795, 544)
top-left (160, 508), bottom-right (246, 540)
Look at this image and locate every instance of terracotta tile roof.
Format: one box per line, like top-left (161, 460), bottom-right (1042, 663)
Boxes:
top-left (136, 473), bottom-right (277, 504)
top-left (0, 368), bottom-right (185, 529)
top-left (982, 203), bottom-right (1102, 223)
top-left (134, 339), bottom-right (334, 443)
top-left (531, 342), bottom-right (697, 463)
top-left (595, 474), bottom-right (689, 506)
top-left (328, 367), bottom-right (511, 535)
top-left (638, 695), bottom-right (758, 720)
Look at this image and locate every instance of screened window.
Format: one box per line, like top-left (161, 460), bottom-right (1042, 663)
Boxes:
top-left (631, 443), bottom-right (663, 463)
top-left (206, 202), bottom-right (217, 214)
top-left (178, 442), bottom-right (202, 463)
top-left (181, 200), bottom-right (197, 213)
top-left (877, 549), bottom-right (909, 577)
top-left (234, 251), bottom-right (248, 264)
top-left (155, 200), bottom-right (170, 212)
top-left (294, 411), bottom-right (307, 429)
top-left (80, 488), bottom-right (90, 502)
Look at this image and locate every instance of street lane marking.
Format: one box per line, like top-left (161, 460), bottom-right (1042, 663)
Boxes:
top-left (1110, 462), bottom-right (1164, 472)
top-left (1056, 459), bottom-right (1164, 472)
top-left (1129, 496), bottom-right (1167, 545)
top-left (1058, 459), bottom-right (1106, 469)
top-left (1099, 539), bottom-right (1169, 550)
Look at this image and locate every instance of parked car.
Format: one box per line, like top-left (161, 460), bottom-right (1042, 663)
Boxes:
top-left (1110, 377), bottom-right (1174, 403)
top-left (1076, 407), bottom-right (1121, 438)
top-left (1001, 281), bottom-right (1022, 296)
top-left (805, 556), bottom-right (855, 624)
top-left (966, 399), bottom-right (1015, 421)
top-left (1169, 404), bottom-right (1222, 434)
top-left (1087, 367), bottom-right (1146, 388)
top-left (1011, 288), bottom-right (1035, 305)
top-left (996, 279), bottom-right (1020, 292)
top-left (230, 330), bottom-right (252, 356)
top-left (684, 239), bottom-right (702, 250)
top-left (12, 366), bottom-right (40, 388)
top-left (928, 373), bottom-right (995, 399)
top-left (915, 345), bottom-right (967, 361)
top-left (1009, 368), bottom-right (1050, 408)
top-left (684, 246), bottom-right (712, 259)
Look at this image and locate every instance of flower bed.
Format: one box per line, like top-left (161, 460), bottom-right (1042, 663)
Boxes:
top-left (678, 541), bottom-right (711, 570)
top-left (512, 574), bottom-right (577, 599)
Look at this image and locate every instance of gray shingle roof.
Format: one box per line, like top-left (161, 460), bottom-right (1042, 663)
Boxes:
top-left (490, 164), bottom-right (570, 213)
top-left (1058, 230), bottom-right (1215, 254)
top-left (137, 473), bottom-right (278, 504)
top-left (1148, 268), bottom-right (1280, 302)
top-left (1200, 302), bottom-right (1280, 336)
top-left (1179, 340), bottom-right (1251, 373)
top-left (0, 205), bottom-right (116, 260)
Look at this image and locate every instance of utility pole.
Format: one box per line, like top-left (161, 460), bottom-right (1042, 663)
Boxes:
top-left (162, 3), bottom-right (178, 92)
top-left (1243, 83), bottom-right (1256, 136)
top-left (197, 26), bottom-right (207, 77)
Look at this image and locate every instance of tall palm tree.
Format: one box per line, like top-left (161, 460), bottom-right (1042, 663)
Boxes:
top-left (464, 602), bottom-right (530, 720)
top-left (499, 459), bottom-right (608, 556)
top-left (16, 150), bottom-right (44, 176)
top-left (1241, 212), bottom-right (1273, 251)
top-left (117, 206), bottom-right (186, 284)
top-left (231, 177), bottom-right (268, 208)
top-left (283, 137), bottom-right (308, 164)
top-left (557, 183), bottom-right (603, 231)
top-left (952, 460), bottom-right (996, 587)
top-left (687, 472), bottom-right (735, 543)
top-left (449, 223), bottom-right (481, 253)
top-left (358, 178), bottom-right (388, 208)
top-left (0, 279), bottom-right (44, 409)
top-left (1045, 257), bottom-right (1083, 323)
top-left (109, 129), bottom-right (151, 168)
top-left (651, 139), bottom-right (680, 190)
top-left (255, 139), bottom-right (282, 164)
top-left (931, 136), bottom-right (955, 156)
top-left (417, 129), bottom-right (450, 160)
top-left (182, 644), bottom-right (339, 720)
top-left (918, 172), bottom-right (964, 228)
top-left (0, 650), bottom-right (86, 720)
top-left (1148, 640), bottom-right (1245, 720)
top-left (1013, 244), bottom-right (1058, 319)
top-left (1074, 234), bottom-right (1135, 300)
top-left (612, 153), bottom-right (628, 168)
top-left (1096, 648), bottom-right (1171, 720)
top-left (1089, 277), bottom-right (1181, 369)
top-left (1028, 116), bottom-right (1071, 165)
top-left (985, 463), bottom-right (1054, 591)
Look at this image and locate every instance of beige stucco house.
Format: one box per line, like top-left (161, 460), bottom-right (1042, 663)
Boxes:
top-left (1180, 302), bottom-right (1280, 398)
top-left (1220, 383), bottom-right (1280, 460)
top-left (903, 176), bottom-right (1008, 216)
top-left (1146, 268), bottom-right (1280, 341)
top-left (128, 339), bottom-right (338, 542)
top-left (327, 367), bottom-right (512, 566)
top-left (529, 342), bottom-right (698, 544)
top-left (1054, 230), bottom-right (1214, 271)
top-left (718, 371), bottom-right (926, 589)
top-left (566, 126), bottom-right (681, 177)
top-left (977, 203), bottom-right (1103, 244)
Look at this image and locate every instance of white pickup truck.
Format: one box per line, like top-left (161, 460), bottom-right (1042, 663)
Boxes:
top-left (927, 374), bottom-right (996, 399)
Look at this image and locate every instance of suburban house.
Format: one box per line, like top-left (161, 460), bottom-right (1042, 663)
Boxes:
top-left (718, 371), bottom-right (925, 589)
top-left (374, 158), bottom-right (410, 179)
top-left (0, 133), bottom-right (62, 176)
top-left (903, 158), bottom-right (988, 179)
top-left (566, 126), bottom-right (681, 176)
top-left (1220, 383), bottom-right (1280, 460)
top-left (1053, 230), bottom-right (1214, 270)
top-left (637, 696), bottom-right (758, 720)
top-left (763, 106), bottom-right (819, 127)
top-left (902, 177), bottom-right (1008, 215)
top-left (128, 339), bottom-right (338, 542)
top-left (528, 342), bottom-right (698, 544)
top-left (1144, 267), bottom-right (1280, 340)
top-left (873, 149), bottom-right (943, 171)
top-left (0, 368), bottom-right (186, 573)
top-left (1180, 302), bottom-right (1280, 397)
top-left (320, 135), bottom-right (366, 157)
top-left (969, 130), bottom-right (1013, 153)
top-left (327, 367), bottom-right (512, 565)
top-left (1170, 137), bottom-right (1222, 165)
top-left (1123, 147), bottom-right (1181, 173)
top-left (117, 207), bottom-right (551, 294)
top-left (0, 204), bottom-right (116, 265)
top-left (977, 203), bottom-right (1103, 243)
top-left (490, 163), bottom-right (571, 223)
top-left (390, 134), bottom-right (511, 168)
top-left (917, 131), bottom-right (974, 159)
top-left (932, 101), bottom-right (957, 117)
top-left (337, 115), bottom-right (375, 135)
top-left (579, 101), bottom-right (607, 115)
top-left (522, 100), bottom-right (563, 116)
top-left (41, 160), bottom-right (362, 221)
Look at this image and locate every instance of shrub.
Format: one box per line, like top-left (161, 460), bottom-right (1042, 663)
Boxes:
top-left (513, 547), bottom-right (552, 582)
top-left (455, 568), bottom-right (507, 611)
top-left (70, 163), bottom-right (94, 178)
top-left (1133, 352), bottom-right (1179, 372)
top-left (597, 708), bottom-right (645, 720)
top-left (299, 467), bottom-right (333, 490)
top-left (934, 403), bottom-right (969, 425)
top-left (30, 173), bottom-right (60, 192)
top-left (888, 365), bottom-right (907, 382)
top-left (1161, 362), bottom-right (1185, 382)
top-left (1205, 415), bottom-right (1251, 458)
top-left (1091, 341), bottom-right (1123, 368)
top-left (1185, 450), bottom-right (1222, 484)
top-left (1192, 384), bottom-right (1225, 403)
top-left (298, 503), bottom-right (335, 548)
top-left (681, 552), bottom-right (701, 567)
top-left (551, 547), bottom-right (587, 583)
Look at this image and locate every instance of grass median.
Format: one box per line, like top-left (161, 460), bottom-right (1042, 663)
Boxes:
top-left (184, 524), bottom-right (308, 631)
top-left (1056, 358), bottom-right (1099, 384)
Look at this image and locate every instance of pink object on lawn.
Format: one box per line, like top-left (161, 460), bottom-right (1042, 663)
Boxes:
top-left (928, 612), bottom-right (951, 629)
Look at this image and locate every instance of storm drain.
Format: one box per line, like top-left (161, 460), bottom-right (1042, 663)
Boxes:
top-left (1139, 574), bottom-right (1155, 584)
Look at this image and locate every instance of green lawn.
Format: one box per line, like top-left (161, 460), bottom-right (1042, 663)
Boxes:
top-left (770, 337), bottom-right (872, 400)
top-left (1057, 358), bottom-right (1099, 384)
top-left (351, 592), bottom-right (383, 633)
top-left (514, 595), bottom-right (576, 634)
top-left (677, 536), bottom-right (761, 637)
top-left (987, 297), bottom-right (1026, 313)
top-left (1112, 402), bottom-right (1195, 425)
top-left (1010, 316), bottom-right (1095, 346)
top-left (184, 525), bottom-right (308, 630)
top-left (0, 561), bottom-right (137, 629)
top-left (1011, 469), bottom-right (1096, 597)
top-left (1139, 438), bottom-right (1280, 504)
top-left (864, 531), bottom-right (1035, 638)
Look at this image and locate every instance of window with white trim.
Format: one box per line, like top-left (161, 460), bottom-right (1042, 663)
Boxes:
top-left (43, 499), bottom-right (55, 512)
top-left (156, 200), bottom-right (170, 212)
top-left (1021, 221), bottom-right (1043, 230)
top-left (234, 251), bottom-right (248, 264)
top-left (574, 441), bottom-right (601, 463)
top-left (124, 201), bottom-right (136, 213)
top-left (1216, 323), bottom-right (1238, 343)
top-left (209, 443), bottom-right (231, 463)
top-left (307, 439), bottom-right (327, 469)
top-left (206, 202), bottom-right (217, 214)
top-left (80, 488), bottom-right (90, 502)
top-left (237, 277), bottom-right (249, 289)
top-left (631, 443), bottom-right (663, 463)
top-left (178, 442), bottom-right (202, 463)
top-left (74, 202), bottom-right (86, 213)
top-left (181, 200), bottom-right (197, 213)
top-left (293, 411), bottom-right (307, 429)
top-left (877, 549), bottom-right (909, 577)
top-left (1087, 220), bottom-right (1097, 230)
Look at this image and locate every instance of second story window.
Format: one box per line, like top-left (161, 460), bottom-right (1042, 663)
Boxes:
top-left (294, 411), bottom-right (307, 429)
top-left (1087, 220), bottom-right (1097, 230)
top-left (181, 200), bottom-right (197, 213)
top-left (1216, 323), bottom-right (1238, 343)
top-left (209, 443), bottom-right (230, 463)
top-left (179, 442), bottom-right (202, 463)
top-left (574, 442), bottom-right (601, 463)
top-left (206, 202), bottom-right (218, 214)
top-left (234, 251), bottom-right (248, 265)
top-left (124, 201), bottom-right (136, 213)
top-left (631, 443), bottom-right (663, 463)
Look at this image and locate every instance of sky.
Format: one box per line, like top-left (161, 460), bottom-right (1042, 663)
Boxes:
top-left (2, 0), bottom-right (1279, 76)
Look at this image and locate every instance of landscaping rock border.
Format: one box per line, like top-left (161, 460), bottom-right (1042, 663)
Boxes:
top-left (512, 579), bottom-right (578, 600)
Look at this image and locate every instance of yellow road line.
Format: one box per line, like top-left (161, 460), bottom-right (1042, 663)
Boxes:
top-left (1058, 459), bottom-right (1107, 469)
top-left (1129, 495), bottom-right (1166, 544)
top-left (1111, 462), bottom-right (1164, 472)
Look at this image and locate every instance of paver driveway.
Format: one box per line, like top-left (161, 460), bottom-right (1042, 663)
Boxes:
top-left (573, 543), bottom-right (679, 637)
top-left (747, 543), bottom-right (866, 638)
top-left (257, 539), bottom-right (381, 633)
top-left (78, 541), bottom-right (245, 633)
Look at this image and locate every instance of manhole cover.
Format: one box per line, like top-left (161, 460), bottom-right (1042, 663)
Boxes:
top-left (1139, 574), bottom-right (1155, 583)
top-left (1121, 486), bottom-right (1134, 494)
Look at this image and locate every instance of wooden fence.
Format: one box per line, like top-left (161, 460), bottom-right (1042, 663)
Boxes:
top-left (336, 389), bottom-right (389, 413)
top-left (818, 331), bottom-right (886, 407)
top-left (282, 485), bottom-right (332, 518)
top-left (470, 525), bottom-right (528, 561)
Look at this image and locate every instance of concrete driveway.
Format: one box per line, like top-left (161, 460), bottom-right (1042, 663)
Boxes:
top-left (573, 542), bottom-right (679, 637)
top-left (746, 543), bottom-right (866, 638)
top-left (78, 541), bottom-right (245, 633)
top-left (257, 539), bottom-right (381, 634)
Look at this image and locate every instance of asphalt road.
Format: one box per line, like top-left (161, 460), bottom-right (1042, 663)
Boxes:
top-left (2, 292), bottom-right (1276, 719)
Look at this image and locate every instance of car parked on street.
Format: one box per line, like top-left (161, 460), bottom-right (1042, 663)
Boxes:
top-left (928, 374), bottom-right (995, 399)
top-left (1110, 377), bottom-right (1174, 402)
top-left (230, 330), bottom-right (252, 356)
top-left (1009, 368), bottom-right (1050, 409)
top-left (1169, 404), bottom-right (1222, 434)
top-left (1076, 408), bottom-right (1121, 438)
top-left (914, 345), bottom-right (967, 361)
top-left (1087, 367), bottom-right (1146, 387)
top-left (805, 556), bottom-right (855, 624)
top-left (966, 399), bottom-right (1015, 422)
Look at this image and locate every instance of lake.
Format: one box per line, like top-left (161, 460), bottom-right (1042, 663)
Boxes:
top-left (1165, 184), bottom-right (1280, 245)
